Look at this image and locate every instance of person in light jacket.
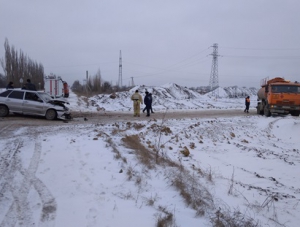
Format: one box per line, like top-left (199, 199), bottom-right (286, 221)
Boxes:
top-left (131, 90), bottom-right (143, 117)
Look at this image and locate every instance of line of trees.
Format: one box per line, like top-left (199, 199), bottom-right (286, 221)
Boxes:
top-left (71, 69), bottom-right (131, 94)
top-left (0, 38), bottom-right (132, 93)
top-left (71, 69), bottom-right (113, 94)
top-left (0, 38), bottom-right (44, 88)
top-left (0, 72), bottom-right (6, 88)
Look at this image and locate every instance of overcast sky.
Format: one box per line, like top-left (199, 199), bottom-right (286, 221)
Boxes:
top-left (1, 0), bottom-right (300, 88)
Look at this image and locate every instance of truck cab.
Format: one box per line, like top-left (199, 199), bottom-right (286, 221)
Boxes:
top-left (257, 77), bottom-right (300, 117)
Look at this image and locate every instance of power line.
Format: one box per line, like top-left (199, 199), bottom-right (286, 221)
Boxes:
top-left (123, 47), bottom-right (210, 70)
top-left (123, 57), bottom-right (210, 79)
top-left (163, 47), bottom-right (210, 69)
top-left (222, 55), bottom-right (300, 59)
top-left (220, 46), bottom-right (300, 50)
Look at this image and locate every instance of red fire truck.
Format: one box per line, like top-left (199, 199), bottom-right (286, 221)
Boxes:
top-left (44, 75), bottom-right (69, 98)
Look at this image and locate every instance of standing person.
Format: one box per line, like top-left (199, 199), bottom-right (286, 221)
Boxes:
top-left (149, 93), bottom-right (154, 113)
top-left (143, 92), bottom-right (155, 114)
top-left (244, 96), bottom-right (250, 113)
top-left (6, 81), bottom-right (14, 89)
top-left (24, 79), bottom-right (37, 91)
top-left (131, 90), bottom-right (143, 117)
top-left (144, 91), bottom-right (152, 117)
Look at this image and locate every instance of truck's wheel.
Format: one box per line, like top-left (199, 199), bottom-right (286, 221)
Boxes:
top-left (45, 109), bottom-right (57, 120)
top-left (291, 112), bottom-right (300, 117)
top-left (257, 103), bottom-right (263, 115)
top-left (264, 105), bottom-right (271, 117)
top-left (256, 106), bottom-right (260, 114)
top-left (0, 105), bottom-right (9, 117)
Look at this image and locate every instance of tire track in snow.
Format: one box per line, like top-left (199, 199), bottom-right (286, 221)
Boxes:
top-left (0, 123), bottom-right (16, 139)
top-left (0, 138), bottom-right (57, 227)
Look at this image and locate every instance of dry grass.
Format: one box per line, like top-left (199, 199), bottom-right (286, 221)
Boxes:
top-left (211, 207), bottom-right (259, 227)
top-left (207, 166), bottom-right (213, 182)
top-left (126, 166), bottom-right (134, 180)
top-left (135, 175), bottom-right (142, 186)
top-left (170, 169), bottom-right (213, 214)
top-left (113, 122), bottom-right (260, 227)
top-left (155, 206), bottom-right (177, 227)
top-left (228, 168), bottom-right (235, 195)
top-left (122, 133), bottom-right (214, 217)
top-left (122, 135), bottom-right (156, 169)
top-left (144, 193), bottom-right (159, 207)
top-left (132, 123), bottom-right (146, 130)
top-left (106, 137), bottom-right (127, 164)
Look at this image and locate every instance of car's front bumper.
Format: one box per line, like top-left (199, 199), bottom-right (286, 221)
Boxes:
top-left (57, 110), bottom-right (72, 120)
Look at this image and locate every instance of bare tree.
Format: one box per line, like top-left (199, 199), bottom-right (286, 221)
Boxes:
top-left (92, 69), bottom-right (102, 92)
top-left (1, 38), bottom-right (45, 88)
top-left (0, 73), bottom-right (6, 88)
top-left (102, 81), bottom-right (112, 93)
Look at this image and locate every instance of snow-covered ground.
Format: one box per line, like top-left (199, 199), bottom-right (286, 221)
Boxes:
top-left (0, 85), bottom-right (300, 227)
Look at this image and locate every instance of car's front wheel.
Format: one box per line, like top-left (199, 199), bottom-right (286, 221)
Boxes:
top-left (45, 109), bottom-right (57, 120)
top-left (0, 105), bottom-right (9, 117)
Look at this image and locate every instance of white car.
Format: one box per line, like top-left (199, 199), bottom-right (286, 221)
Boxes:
top-left (0, 89), bottom-right (72, 120)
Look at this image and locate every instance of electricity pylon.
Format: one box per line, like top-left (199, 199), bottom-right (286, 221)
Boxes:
top-left (209, 43), bottom-right (220, 97)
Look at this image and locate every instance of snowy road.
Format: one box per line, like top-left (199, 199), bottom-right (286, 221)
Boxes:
top-left (0, 108), bottom-right (254, 128)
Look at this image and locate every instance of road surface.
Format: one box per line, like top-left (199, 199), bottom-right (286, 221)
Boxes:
top-left (0, 109), bottom-right (254, 129)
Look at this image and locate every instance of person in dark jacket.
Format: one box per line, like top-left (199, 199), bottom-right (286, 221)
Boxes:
top-left (149, 93), bottom-right (154, 113)
top-left (143, 91), bottom-right (152, 117)
top-left (143, 93), bottom-right (154, 114)
top-left (23, 79), bottom-right (37, 91)
top-left (244, 96), bottom-right (250, 113)
top-left (6, 81), bottom-right (14, 89)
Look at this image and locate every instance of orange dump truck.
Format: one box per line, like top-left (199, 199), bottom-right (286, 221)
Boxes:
top-left (257, 77), bottom-right (300, 117)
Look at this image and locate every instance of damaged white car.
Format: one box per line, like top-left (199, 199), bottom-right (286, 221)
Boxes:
top-left (0, 89), bottom-right (72, 120)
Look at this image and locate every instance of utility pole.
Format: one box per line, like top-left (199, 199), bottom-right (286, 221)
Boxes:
top-left (85, 70), bottom-right (90, 95)
top-left (209, 43), bottom-right (220, 97)
top-left (131, 77), bottom-right (134, 87)
top-left (118, 50), bottom-right (122, 88)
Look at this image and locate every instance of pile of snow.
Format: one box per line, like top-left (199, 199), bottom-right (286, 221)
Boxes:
top-left (71, 83), bottom-right (257, 112)
top-left (0, 84), bottom-right (258, 113)
top-left (223, 86), bottom-right (258, 98)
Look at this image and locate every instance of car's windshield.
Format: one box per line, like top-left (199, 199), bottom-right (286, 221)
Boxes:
top-left (38, 92), bottom-right (53, 102)
top-left (271, 85), bottom-right (300, 94)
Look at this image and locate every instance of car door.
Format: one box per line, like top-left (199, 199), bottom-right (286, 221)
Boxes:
top-left (23, 91), bottom-right (46, 115)
top-left (6, 90), bottom-right (25, 113)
